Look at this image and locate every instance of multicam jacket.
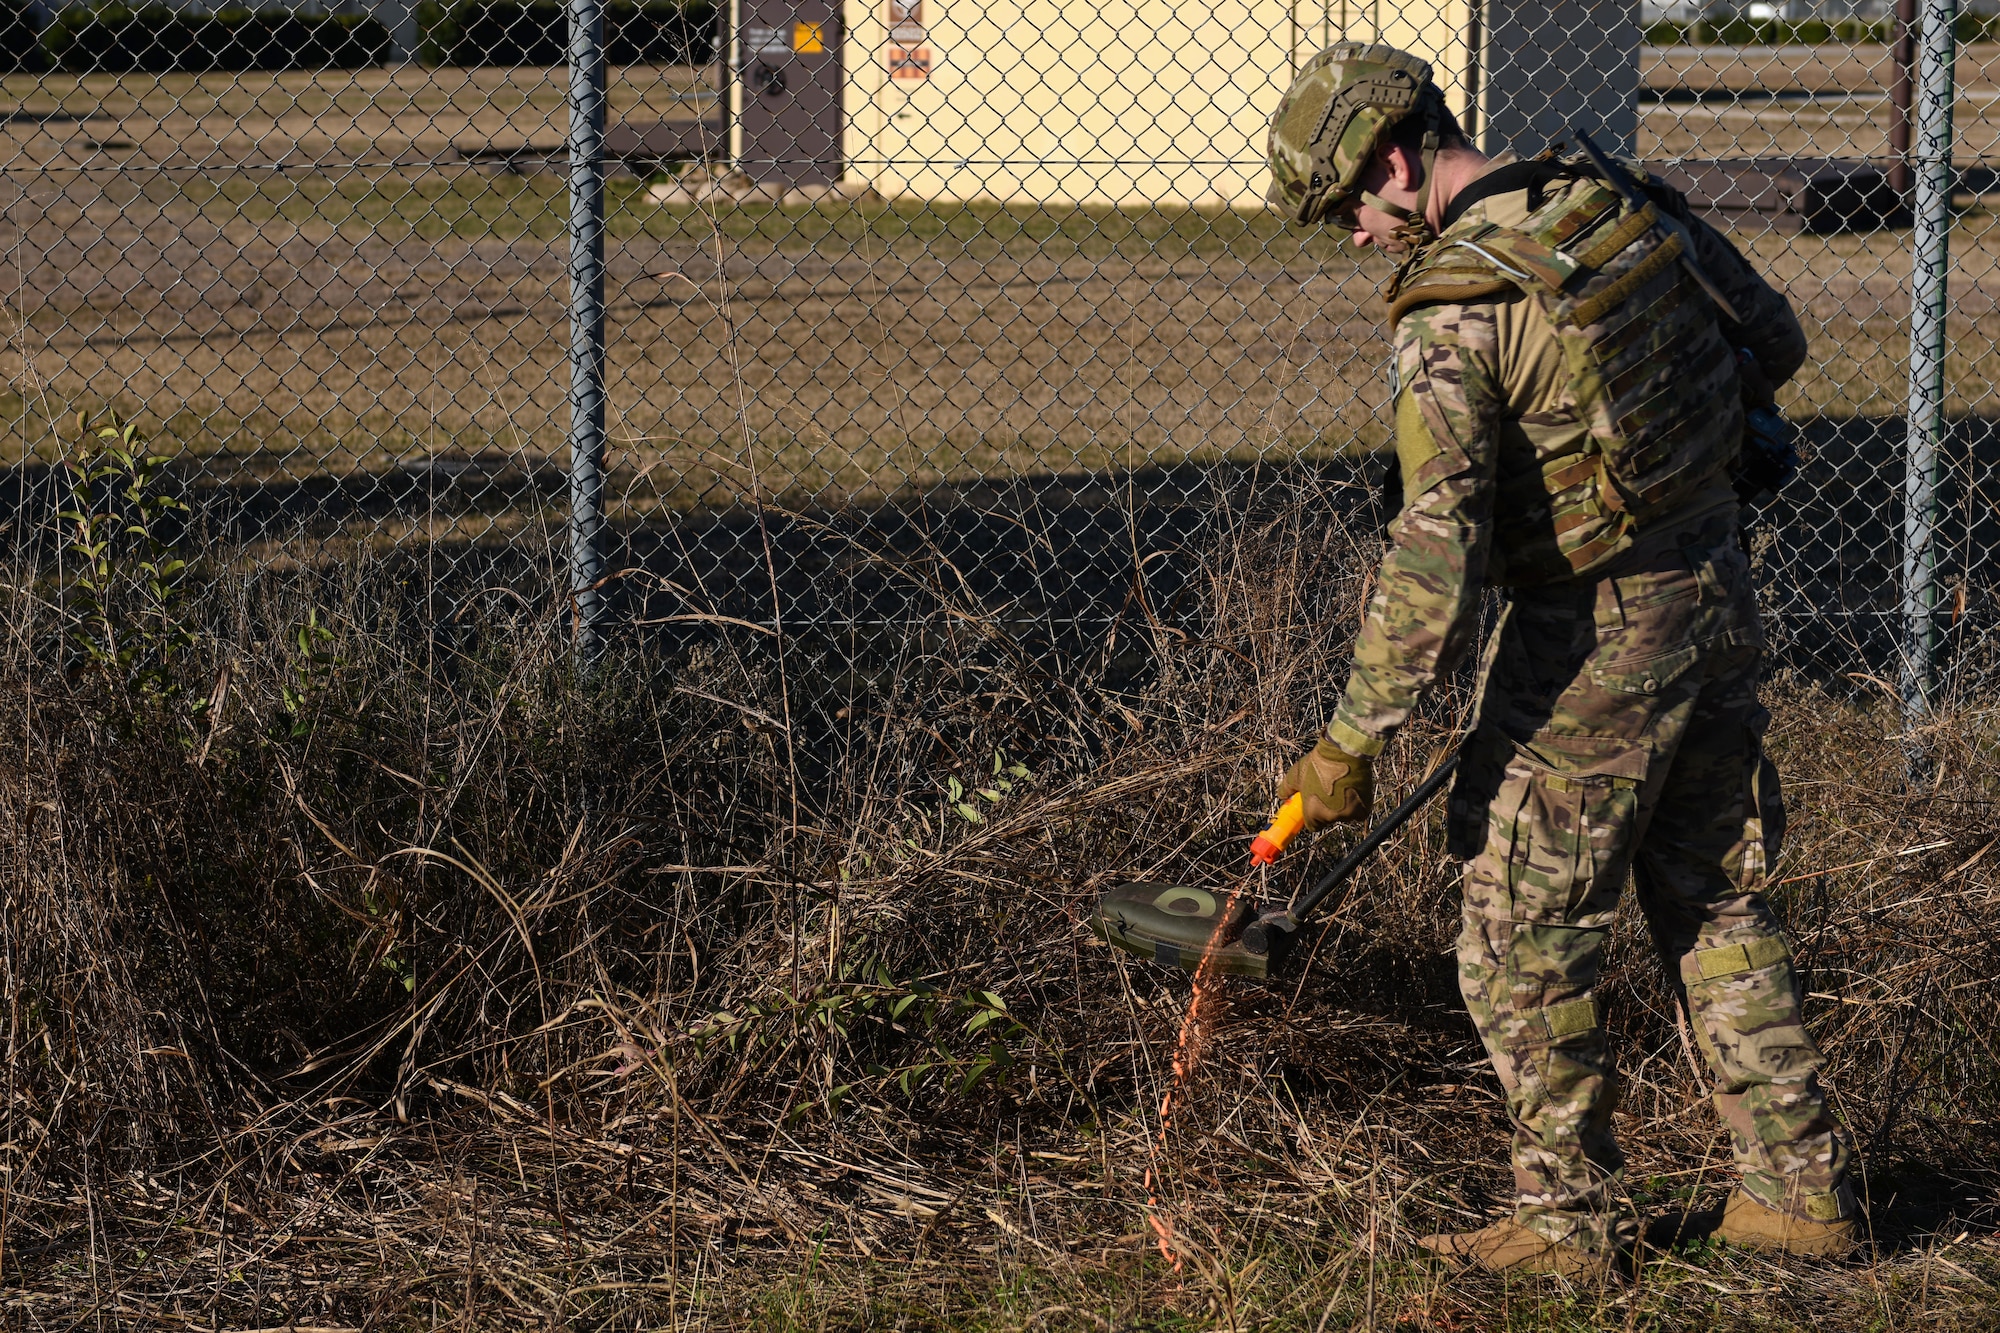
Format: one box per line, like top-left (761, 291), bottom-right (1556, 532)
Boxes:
top-left (1323, 155), bottom-right (1807, 759)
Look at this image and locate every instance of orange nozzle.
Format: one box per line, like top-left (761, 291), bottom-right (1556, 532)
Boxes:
top-left (1249, 793), bottom-right (1306, 866)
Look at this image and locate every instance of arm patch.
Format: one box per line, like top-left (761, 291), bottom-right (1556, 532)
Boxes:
top-left (1394, 387), bottom-right (1442, 498)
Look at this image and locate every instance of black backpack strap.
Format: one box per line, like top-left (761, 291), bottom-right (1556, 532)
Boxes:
top-left (1439, 159), bottom-right (1586, 233)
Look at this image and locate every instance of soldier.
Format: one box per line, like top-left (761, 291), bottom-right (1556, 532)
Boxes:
top-left (1265, 44), bottom-right (1855, 1277)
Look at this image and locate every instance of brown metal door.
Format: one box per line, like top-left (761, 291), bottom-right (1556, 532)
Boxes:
top-left (737, 0), bottom-right (843, 186)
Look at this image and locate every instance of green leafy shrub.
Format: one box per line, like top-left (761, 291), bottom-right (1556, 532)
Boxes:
top-left (58, 411), bottom-right (194, 705)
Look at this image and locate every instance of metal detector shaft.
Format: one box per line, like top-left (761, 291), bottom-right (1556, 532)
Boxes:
top-left (1287, 749), bottom-right (1460, 922)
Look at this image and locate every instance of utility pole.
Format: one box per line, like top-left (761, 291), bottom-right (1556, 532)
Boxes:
top-left (1890, 0), bottom-right (1918, 198)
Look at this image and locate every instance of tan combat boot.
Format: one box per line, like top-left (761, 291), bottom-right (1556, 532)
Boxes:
top-left (1417, 1221), bottom-right (1615, 1279)
top-left (1715, 1189), bottom-right (1858, 1258)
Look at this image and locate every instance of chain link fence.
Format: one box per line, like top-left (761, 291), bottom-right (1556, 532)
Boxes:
top-left (2, 1), bottom-right (1996, 701)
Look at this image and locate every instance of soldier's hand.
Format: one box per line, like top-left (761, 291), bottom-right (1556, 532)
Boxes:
top-left (1735, 348), bottom-right (1777, 411)
top-left (1277, 738), bottom-right (1374, 831)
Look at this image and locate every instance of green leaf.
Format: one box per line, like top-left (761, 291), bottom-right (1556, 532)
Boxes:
top-left (954, 802), bottom-right (984, 824)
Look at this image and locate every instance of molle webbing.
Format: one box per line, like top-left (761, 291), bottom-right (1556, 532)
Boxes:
top-left (1392, 166), bottom-right (1744, 571)
top-left (1683, 935), bottom-right (1790, 983)
top-left (1575, 201), bottom-right (1661, 271)
top-left (1569, 229), bottom-right (1683, 330)
top-left (1542, 453), bottom-right (1601, 492)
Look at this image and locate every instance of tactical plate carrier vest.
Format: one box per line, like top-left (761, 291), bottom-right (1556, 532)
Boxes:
top-left (1388, 160), bottom-right (1744, 584)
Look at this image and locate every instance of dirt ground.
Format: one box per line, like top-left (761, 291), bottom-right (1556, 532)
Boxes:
top-left (0, 48), bottom-right (1995, 536)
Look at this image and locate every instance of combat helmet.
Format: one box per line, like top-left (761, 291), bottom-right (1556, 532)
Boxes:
top-left (1267, 42), bottom-right (1451, 244)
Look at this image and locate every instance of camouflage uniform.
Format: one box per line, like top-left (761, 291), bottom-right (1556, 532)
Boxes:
top-left (1321, 161), bottom-right (1852, 1252)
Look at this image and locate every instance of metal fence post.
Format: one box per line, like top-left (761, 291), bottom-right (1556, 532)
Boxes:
top-left (1902, 0), bottom-right (1958, 716)
top-left (567, 0), bottom-right (610, 661)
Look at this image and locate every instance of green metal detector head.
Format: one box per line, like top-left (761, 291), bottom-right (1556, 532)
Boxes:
top-left (1092, 748), bottom-right (1464, 982)
top-left (1089, 882), bottom-right (1300, 980)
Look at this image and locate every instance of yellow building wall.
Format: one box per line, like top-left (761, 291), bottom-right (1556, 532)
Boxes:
top-left (843, 0), bottom-right (1474, 206)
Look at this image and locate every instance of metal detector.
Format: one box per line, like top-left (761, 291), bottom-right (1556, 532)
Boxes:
top-left (1089, 750), bottom-right (1460, 980)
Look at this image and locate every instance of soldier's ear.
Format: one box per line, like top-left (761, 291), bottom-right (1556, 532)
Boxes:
top-left (1381, 142), bottom-right (1423, 194)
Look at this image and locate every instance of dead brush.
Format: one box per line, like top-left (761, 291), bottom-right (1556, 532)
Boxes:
top-left (2, 459), bottom-right (1999, 1327)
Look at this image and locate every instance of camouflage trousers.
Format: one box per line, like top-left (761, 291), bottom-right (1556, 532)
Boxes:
top-left (1446, 516), bottom-right (1851, 1252)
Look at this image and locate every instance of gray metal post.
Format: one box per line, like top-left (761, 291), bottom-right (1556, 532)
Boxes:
top-left (567, 0), bottom-right (609, 660)
top-left (1902, 0), bottom-right (1957, 716)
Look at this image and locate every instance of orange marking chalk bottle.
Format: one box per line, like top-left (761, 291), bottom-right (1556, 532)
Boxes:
top-left (1249, 793), bottom-right (1305, 865)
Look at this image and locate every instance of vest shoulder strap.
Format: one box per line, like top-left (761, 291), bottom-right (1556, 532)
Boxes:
top-left (1385, 269), bottom-right (1517, 329)
top-left (1385, 226), bottom-right (1575, 329)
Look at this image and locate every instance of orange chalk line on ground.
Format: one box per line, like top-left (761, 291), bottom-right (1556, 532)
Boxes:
top-left (1141, 875), bottom-right (1249, 1272)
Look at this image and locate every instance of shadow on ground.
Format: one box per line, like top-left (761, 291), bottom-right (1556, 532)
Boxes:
top-left (3, 411), bottom-right (1996, 692)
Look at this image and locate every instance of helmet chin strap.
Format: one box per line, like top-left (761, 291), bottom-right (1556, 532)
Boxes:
top-left (1374, 121), bottom-right (1442, 297)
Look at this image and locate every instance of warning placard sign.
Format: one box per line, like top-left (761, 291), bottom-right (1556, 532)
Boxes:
top-left (886, 0), bottom-right (930, 78)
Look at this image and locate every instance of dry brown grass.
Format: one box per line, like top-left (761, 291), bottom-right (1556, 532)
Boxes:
top-left (3, 469), bottom-right (1999, 1328)
top-left (2, 47), bottom-right (1998, 1326)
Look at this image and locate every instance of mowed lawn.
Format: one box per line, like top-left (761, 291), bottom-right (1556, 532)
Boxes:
top-left (0, 48), bottom-right (1994, 530)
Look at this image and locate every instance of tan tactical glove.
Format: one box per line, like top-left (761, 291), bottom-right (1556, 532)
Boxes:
top-left (1277, 738), bottom-right (1374, 831)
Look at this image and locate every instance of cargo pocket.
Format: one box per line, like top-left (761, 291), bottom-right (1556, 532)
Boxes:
top-left (1491, 734), bottom-right (1651, 925)
top-left (1590, 642), bottom-right (1702, 697)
